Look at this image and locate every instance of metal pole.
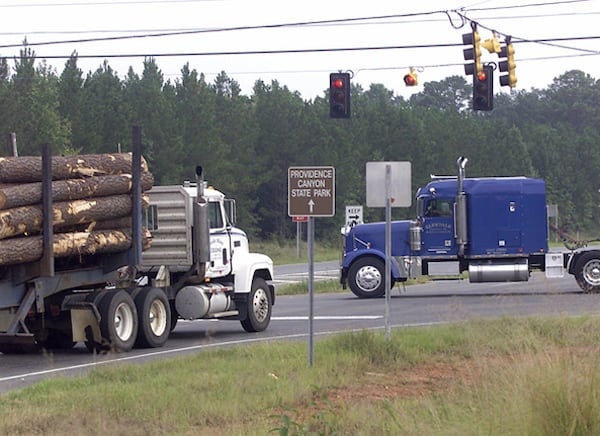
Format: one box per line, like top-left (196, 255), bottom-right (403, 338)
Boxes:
top-left (41, 144), bottom-right (54, 278)
top-left (385, 164), bottom-right (391, 341)
top-left (296, 221), bottom-right (301, 257)
top-left (6, 132), bottom-right (17, 157)
top-left (131, 126), bottom-right (143, 269)
top-left (308, 216), bottom-right (314, 367)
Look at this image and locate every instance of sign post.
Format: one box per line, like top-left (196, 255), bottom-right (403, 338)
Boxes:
top-left (288, 166), bottom-right (335, 367)
top-left (366, 162), bottom-right (412, 342)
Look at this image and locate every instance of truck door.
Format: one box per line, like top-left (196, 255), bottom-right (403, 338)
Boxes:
top-left (206, 200), bottom-right (233, 278)
top-left (420, 198), bottom-right (456, 255)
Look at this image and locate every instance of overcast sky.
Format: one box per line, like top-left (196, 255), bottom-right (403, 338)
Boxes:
top-left (0, 0), bottom-right (598, 100)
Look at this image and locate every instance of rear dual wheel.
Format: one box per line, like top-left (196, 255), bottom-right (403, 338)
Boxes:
top-left (134, 287), bottom-right (171, 348)
top-left (97, 290), bottom-right (138, 352)
top-left (574, 252), bottom-right (600, 293)
top-left (86, 288), bottom-right (170, 353)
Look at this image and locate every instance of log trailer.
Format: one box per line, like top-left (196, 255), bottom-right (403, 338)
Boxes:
top-left (341, 156), bottom-right (600, 298)
top-left (0, 129), bottom-right (274, 353)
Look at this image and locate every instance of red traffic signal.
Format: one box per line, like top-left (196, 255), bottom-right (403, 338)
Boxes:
top-left (473, 65), bottom-right (493, 111)
top-left (403, 68), bottom-right (418, 86)
top-left (329, 72), bottom-right (350, 119)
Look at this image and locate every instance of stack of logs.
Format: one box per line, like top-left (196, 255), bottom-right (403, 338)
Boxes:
top-left (0, 153), bottom-right (153, 266)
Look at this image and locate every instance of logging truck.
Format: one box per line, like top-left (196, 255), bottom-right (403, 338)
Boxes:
top-left (0, 130), bottom-right (274, 353)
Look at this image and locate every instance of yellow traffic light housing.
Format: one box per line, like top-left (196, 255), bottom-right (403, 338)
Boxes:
top-left (499, 37), bottom-right (517, 88)
top-left (462, 25), bottom-right (482, 76)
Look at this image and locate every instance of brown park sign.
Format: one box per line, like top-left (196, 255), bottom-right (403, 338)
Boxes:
top-left (288, 166), bottom-right (335, 217)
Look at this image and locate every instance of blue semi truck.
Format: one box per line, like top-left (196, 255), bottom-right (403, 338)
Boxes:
top-left (341, 157), bottom-right (600, 297)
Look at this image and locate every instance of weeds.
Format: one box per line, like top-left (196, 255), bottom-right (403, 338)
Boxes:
top-left (3, 317), bottom-right (600, 434)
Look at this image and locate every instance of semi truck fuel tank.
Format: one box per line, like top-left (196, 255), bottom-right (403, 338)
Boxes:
top-left (468, 258), bottom-right (529, 283)
top-left (175, 285), bottom-right (232, 319)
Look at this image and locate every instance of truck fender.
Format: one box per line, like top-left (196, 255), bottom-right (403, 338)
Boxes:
top-left (343, 249), bottom-right (402, 280)
top-left (233, 252), bottom-right (274, 293)
top-left (567, 250), bottom-right (600, 275)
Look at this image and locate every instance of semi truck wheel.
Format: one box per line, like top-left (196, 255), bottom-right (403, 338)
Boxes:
top-left (98, 291), bottom-right (138, 352)
top-left (348, 256), bottom-right (386, 298)
top-left (134, 287), bottom-right (171, 348)
top-left (241, 277), bottom-right (272, 332)
top-left (574, 252), bottom-right (600, 293)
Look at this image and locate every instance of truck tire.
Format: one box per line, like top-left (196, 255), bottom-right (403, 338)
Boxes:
top-left (348, 256), bottom-right (387, 298)
top-left (98, 291), bottom-right (138, 352)
top-left (241, 278), bottom-right (272, 333)
top-left (574, 252), bottom-right (600, 293)
top-left (134, 287), bottom-right (171, 348)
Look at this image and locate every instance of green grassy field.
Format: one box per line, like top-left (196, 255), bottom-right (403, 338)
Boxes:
top-left (3, 316), bottom-right (600, 435)
top-left (251, 239), bottom-right (341, 265)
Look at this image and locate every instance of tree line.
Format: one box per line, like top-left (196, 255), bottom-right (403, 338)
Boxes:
top-left (0, 46), bottom-right (599, 243)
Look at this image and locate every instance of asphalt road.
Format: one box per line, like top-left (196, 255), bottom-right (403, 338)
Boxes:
top-left (2, 264), bottom-right (599, 394)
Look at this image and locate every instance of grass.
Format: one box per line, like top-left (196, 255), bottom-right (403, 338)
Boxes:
top-left (251, 239), bottom-right (341, 265)
top-left (3, 316), bottom-right (600, 434)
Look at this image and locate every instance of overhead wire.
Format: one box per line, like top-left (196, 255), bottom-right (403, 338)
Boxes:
top-left (0, 1), bottom-right (596, 81)
top-left (6, 35), bottom-right (598, 60)
top-left (0, 0), bottom-right (220, 7)
top-left (0, 10), bottom-right (446, 50)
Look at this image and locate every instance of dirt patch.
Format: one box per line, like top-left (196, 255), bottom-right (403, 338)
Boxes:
top-left (270, 357), bottom-right (485, 428)
top-left (329, 359), bottom-right (480, 403)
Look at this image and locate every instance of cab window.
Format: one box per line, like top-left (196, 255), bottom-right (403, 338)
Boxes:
top-left (424, 199), bottom-right (453, 217)
top-left (208, 201), bottom-right (224, 229)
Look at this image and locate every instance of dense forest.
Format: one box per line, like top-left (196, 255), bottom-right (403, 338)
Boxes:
top-left (0, 46), bottom-right (599, 243)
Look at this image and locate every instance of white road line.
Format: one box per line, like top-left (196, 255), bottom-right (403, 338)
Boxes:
top-left (0, 321), bottom-right (446, 383)
top-left (272, 316), bottom-right (382, 320)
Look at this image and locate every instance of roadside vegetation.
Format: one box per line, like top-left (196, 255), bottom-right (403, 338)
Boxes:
top-left (252, 239), bottom-right (341, 265)
top-left (3, 316), bottom-right (600, 434)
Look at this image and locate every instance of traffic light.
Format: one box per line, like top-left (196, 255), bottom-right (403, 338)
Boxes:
top-left (403, 67), bottom-right (418, 86)
top-left (329, 72), bottom-right (350, 118)
top-left (462, 25), bottom-right (482, 76)
top-left (473, 65), bottom-right (493, 111)
top-left (499, 38), bottom-right (517, 88)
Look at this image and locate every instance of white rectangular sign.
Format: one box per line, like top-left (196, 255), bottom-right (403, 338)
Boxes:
top-left (365, 161), bottom-right (412, 208)
top-left (345, 205), bottom-right (363, 227)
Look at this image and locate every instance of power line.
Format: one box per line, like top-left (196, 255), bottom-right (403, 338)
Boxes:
top-left (0, 2), bottom-right (593, 57)
top-left (462, 0), bottom-right (592, 12)
top-left (163, 50), bottom-right (599, 80)
top-left (1, 10), bottom-right (598, 37)
top-left (0, 11), bottom-right (446, 50)
top-left (0, 0), bottom-right (220, 7)
top-left (9, 36), bottom-right (599, 60)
